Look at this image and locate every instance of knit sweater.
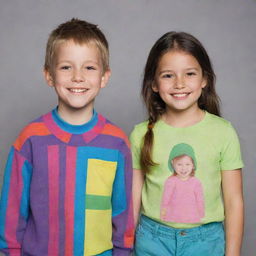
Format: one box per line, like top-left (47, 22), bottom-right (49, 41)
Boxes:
top-left (0, 109), bottom-right (134, 256)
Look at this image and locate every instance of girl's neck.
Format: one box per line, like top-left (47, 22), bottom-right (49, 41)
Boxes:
top-left (162, 107), bottom-right (205, 128)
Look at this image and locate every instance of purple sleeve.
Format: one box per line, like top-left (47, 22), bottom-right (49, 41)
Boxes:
top-left (111, 144), bottom-right (134, 255)
top-left (0, 147), bottom-right (32, 255)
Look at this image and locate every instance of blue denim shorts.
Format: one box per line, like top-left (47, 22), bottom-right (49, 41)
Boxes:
top-left (135, 215), bottom-right (225, 256)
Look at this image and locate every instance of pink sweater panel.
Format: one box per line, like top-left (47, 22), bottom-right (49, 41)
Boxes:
top-left (161, 176), bottom-right (205, 223)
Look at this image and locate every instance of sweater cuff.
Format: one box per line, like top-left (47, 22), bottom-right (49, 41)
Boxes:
top-left (113, 247), bottom-right (133, 256)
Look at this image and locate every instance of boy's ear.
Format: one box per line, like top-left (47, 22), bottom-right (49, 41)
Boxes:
top-left (100, 69), bottom-right (111, 88)
top-left (44, 69), bottom-right (54, 87)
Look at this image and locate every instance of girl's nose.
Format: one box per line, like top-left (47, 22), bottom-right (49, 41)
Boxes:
top-left (174, 76), bottom-right (185, 89)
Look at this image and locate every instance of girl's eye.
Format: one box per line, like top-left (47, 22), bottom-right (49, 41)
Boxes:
top-left (187, 72), bottom-right (196, 76)
top-left (162, 74), bottom-right (173, 78)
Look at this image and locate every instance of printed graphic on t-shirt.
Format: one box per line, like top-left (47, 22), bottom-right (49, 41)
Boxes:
top-left (160, 143), bottom-right (205, 223)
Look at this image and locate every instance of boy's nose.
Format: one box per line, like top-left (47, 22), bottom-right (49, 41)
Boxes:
top-left (72, 70), bottom-right (85, 83)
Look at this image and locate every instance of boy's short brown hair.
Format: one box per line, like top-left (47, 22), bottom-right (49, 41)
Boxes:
top-left (44, 18), bottom-right (109, 73)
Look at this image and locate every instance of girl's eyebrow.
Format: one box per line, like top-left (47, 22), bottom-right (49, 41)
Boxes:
top-left (158, 67), bottom-right (200, 74)
top-left (185, 67), bottom-right (200, 71)
top-left (158, 69), bottom-right (173, 75)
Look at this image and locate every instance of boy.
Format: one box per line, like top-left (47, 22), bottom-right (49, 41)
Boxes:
top-left (0, 18), bottom-right (134, 256)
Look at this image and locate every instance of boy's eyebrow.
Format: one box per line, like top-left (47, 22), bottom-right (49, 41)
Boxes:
top-left (56, 59), bottom-right (101, 65)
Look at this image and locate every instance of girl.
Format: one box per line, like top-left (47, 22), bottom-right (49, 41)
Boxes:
top-left (130, 32), bottom-right (244, 256)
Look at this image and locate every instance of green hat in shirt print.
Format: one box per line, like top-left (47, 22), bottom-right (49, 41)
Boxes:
top-left (168, 143), bottom-right (197, 172)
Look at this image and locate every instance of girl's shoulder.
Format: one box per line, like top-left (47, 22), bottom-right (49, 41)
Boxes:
top-left (206, 112), bottom-right (231, 127)
top-left (130, 120), bottom-right (149, 138)
top-left (132, 120), bottom-right (149, 129)
top-left (204, 112), bottom-right (235, 132)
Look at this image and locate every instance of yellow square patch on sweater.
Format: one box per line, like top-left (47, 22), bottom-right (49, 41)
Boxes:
top-left (86, 159), bottom-right (117, 196)
top-left (84, 209), bottom-right (112, 255)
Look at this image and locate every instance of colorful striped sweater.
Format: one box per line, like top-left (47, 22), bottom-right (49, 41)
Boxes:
top-left (0, 109), bottom-right (134, 256)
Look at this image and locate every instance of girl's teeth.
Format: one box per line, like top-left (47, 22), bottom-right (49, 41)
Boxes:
top-left (173, 93), bottom-right (187, 97)
top-left (69, 88), bottom-right (87, 93)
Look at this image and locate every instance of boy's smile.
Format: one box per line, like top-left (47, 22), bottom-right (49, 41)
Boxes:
top-left (44, 40), bottom-right (110, 124)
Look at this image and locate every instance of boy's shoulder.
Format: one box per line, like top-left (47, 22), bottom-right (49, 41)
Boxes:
top-left (13, 111), bottom-right (131, 151)
top-left (13, 113), bottom-right (50, 151)
top-left (100, 114), bottom-right (130, 148)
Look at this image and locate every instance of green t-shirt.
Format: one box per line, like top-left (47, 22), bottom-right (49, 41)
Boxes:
top-left (130, 112), bottom-right (243, 229)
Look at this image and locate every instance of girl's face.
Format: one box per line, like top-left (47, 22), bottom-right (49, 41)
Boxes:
top-left (172, 155), bottom-right (194, 180)
top-left (153, 50), bottom-right (206, 115)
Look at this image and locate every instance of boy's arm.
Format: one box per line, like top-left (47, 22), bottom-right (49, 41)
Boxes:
top-left (0, 147), bottom-right (32, 256)
top-left (111, 146), bottom-right (134, 256)
top-left (222, 169), bottom-right (244, 256)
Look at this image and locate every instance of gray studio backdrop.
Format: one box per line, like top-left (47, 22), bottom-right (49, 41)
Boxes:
top-left (0, 0), bottom-right (255, 255)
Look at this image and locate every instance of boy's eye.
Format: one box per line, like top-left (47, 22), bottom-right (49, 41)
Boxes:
top-left (60, 66), bottom-right (71, 70)
top-left (86, 66), bottom-right (96, 70)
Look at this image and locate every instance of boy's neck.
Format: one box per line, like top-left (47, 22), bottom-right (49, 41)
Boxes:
top-left (57, 105), bottom-right (94, 125)
top-left (162, 108), bottom-right (205, 128)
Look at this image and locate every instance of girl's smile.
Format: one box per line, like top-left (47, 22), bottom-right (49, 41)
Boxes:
top-left (153, 50), bottom-right (206, 115)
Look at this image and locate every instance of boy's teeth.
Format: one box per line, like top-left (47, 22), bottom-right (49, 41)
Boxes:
top-left (69, 88), bottom-right (87, 93)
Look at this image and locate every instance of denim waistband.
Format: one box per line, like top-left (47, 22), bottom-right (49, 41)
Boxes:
top-left (139, 215), bottom-right (223, 239)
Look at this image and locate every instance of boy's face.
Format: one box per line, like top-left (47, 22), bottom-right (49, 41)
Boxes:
top-left (172, 155), bottom-right (194, 180)
top-left (45, 40), bottom-right (110, 115)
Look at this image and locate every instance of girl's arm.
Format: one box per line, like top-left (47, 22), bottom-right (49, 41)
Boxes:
top-left (222, 169), bottom-right (244, 256)
top-left (132, 169), bottom-right (145, 227)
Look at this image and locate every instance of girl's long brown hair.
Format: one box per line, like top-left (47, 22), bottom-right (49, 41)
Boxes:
top-left (140, 32), bottom-right (220, 173)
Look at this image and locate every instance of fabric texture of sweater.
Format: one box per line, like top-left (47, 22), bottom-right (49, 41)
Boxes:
top-left (0, 108), bottom-right (134, 256)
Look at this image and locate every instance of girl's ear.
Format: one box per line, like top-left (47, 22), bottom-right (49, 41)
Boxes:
top-left (44, 69), bottom-right (54, 87)
top-left (201, 76), bottom-right (207, 89)
top-left (152, 81), bottom-right (159, 92)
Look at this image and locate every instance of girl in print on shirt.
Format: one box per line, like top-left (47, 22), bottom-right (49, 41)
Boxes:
top-left (161, 143), bottom-right (205, 223)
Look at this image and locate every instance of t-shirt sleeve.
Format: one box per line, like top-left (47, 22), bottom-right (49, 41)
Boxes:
top-left (220, 122), bottom-right (244, 171)
top-left (129, 127), bottom-right (143, 170)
